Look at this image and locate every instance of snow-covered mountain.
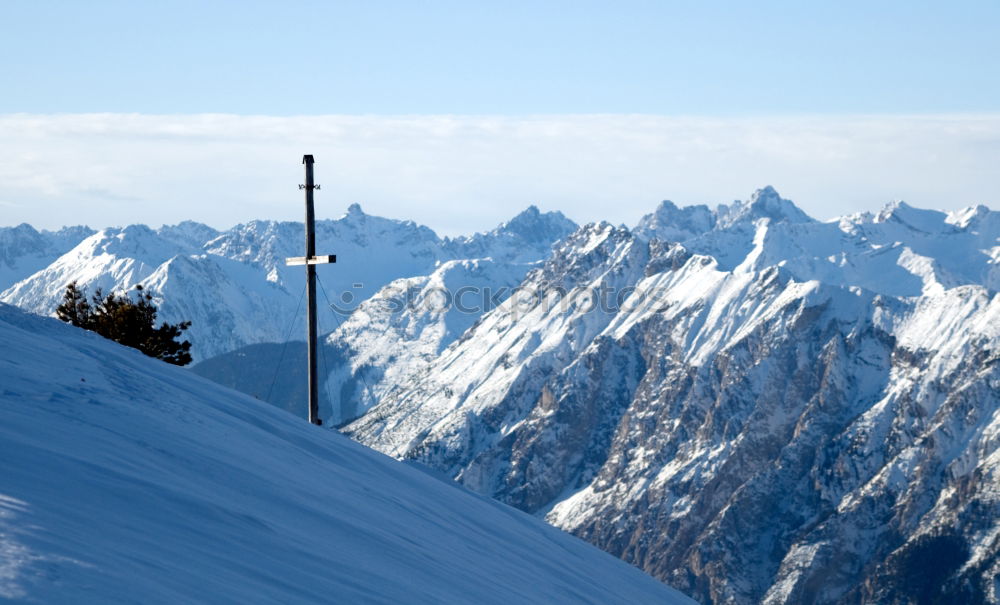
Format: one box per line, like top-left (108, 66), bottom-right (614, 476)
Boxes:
top-left (636, 187), bottom-right (1000, 295)
top-left (320, 257), bottom-right (533, 424)
top-left (444, 204), bottom-right (579, 263)
top-left (192, 251), bottom-right (569, 427)
top-left (0, 303), bottom-right (693, 604)
top-left (1, 205), bottom-right (575, 361)
top-left (6, 188), bottom-right (999, 603)
top-left (345, 188), bottom-right (1000, 604)
top-left (0, 223), bottom-right (94, 291)
top-left (186, 207), bottom-right (574, 421)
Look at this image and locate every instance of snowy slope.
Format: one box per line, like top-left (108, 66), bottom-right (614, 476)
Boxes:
top-left (345, 221), bottom-right (653, 461)
top-left (0, 303), bottom-right (693, 604)
top-left (311, 208), bottom-right (575, 424)
top-left (317, 256), bottom-right (538, 424)
top-left (346, 189), bottom-right (1000, 604)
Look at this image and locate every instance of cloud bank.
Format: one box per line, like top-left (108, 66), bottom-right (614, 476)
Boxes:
top-left (0, 113), bottom-right (997, 234)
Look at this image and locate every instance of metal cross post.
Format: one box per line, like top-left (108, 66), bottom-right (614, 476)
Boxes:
top-left (285, 155), bottom-right (336, 425)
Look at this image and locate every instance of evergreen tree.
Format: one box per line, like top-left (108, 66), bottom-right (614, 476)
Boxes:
top-left (56, 282), bottom-right (193, 366)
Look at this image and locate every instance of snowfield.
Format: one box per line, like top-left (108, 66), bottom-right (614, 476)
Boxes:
top-left (0, 303), bottom-right (693, 604)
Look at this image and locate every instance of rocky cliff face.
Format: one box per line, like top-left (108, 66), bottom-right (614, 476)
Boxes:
top-left (346, 189), bottom-right (1000, 604)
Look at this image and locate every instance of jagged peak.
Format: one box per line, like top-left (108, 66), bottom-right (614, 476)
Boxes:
top-left (506, 204), bottom-right (564, 225)
top-left (0, 223), bottom-right (93, 237)
top-left (0, 223), bottom-right (42, 245)
top-left (748, 186), bottom-right (810, 219)
top-left (875, 199), bottom-right (911, 221)
top-left (875, 199), bottom-right (951, 233)
top-left (116, 223), bottom-right (157, 239)
top-left (654, 199), bottom-right (679, 213)
top-left (0, 224), bottom-right (47, 263)
top-left (751, 184), bottom-right (780, 201)
top-left (536, 221), bottom-right (637, 286)
top-left (498, 205), bottom-right (576, 241)
top-left (158, 219), bottom-right (216, 232)
top-left (88, 223), bottom-right (154, 242)
top-left (330, 203), bottom-right (439, 237)
top-left (717, 186), bottom-right (814, 229)
top-left (78, 223), bottom-right (186, 262)
top-left (559, 221), bottom-right (631, 251)
top-left (437, 206), bottom-right (576, 265)
top-left (49, 224), bottom-right (95, 237)
top-left (646, 200), bottom-right (688, 222)
top-left (0, 224), bottom-right (95, 270)
top-left (635, 199), bottom-right (716, 242)
top-left (157, 221), bottom-right (220, 245)
top-left (8, 222), bottom-right (39, 235)
top-left (946, 203), bottom-right (995, 229)
top-left (645, 239), bottom-right (695, 276)
top-left (149, 223), bottom-right (215, 257)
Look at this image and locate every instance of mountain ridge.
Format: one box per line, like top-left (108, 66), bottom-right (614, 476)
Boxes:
top-left (342, 190), bottom-right (999, 604)
top-left (1, 206), bottom-right (577, 360)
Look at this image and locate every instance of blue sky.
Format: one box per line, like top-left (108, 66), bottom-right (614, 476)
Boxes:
top-left (0, 2), bottom-right (998, 233)
top-left (4, 0), bottom-right (999, 114)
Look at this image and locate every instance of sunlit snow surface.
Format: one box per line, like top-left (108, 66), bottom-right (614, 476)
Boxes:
top-left (0, 304), bottom-right (692, 604)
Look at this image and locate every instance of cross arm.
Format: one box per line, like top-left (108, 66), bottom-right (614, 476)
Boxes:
top-left (285, 254), bottom-right (337, 266)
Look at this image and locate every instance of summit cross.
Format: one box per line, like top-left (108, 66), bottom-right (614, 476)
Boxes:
top-left (285, 155), bottom-right (336, 426)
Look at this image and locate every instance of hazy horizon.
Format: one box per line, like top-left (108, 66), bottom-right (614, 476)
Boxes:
top-left (2, 112), bottom-right (998, 236)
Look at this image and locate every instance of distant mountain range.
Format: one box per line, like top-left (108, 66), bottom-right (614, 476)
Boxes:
top-left (3, 188), bottom-right (998, 604)
top-left (0, 204), bottom-right (576, 361)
